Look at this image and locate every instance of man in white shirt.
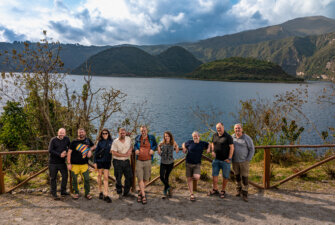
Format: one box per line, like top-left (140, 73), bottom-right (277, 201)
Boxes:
top-left (111, 128), bottom-right (133, 197)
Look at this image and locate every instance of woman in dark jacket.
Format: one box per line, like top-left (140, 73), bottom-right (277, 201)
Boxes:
top-left (94, 128), bottom-right (113, 203)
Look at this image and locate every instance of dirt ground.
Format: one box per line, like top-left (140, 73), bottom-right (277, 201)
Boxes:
top-left (0, 182), bottom-right (335, 225)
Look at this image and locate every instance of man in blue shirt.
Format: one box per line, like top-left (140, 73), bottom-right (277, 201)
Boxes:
top-left (182, 131), bottom-right (210, 201)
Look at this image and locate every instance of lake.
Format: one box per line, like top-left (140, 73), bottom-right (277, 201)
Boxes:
top-left (66, 75), bottom-right (334, 146)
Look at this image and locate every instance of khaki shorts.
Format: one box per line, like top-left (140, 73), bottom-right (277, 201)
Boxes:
top-left (232, 161), bottom-right (250, 177)
top-left (136, 160), bottom-right (151, 181)
top-left (186, 163), bottom-right (201, 177)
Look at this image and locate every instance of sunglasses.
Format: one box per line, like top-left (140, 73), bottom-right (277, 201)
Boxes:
top-left (102, 133), bottom-right (108, 135)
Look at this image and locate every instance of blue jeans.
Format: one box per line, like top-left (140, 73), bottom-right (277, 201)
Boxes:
top-left (212, 159), bottom-right (231, 179)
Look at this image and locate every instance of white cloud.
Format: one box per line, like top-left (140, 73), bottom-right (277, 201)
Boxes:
top-left (0, 0), bottom-right (334, 45)
top-left (229, 0), bottom-right (335, 32)
top-left (161, 13), bottom-right (185, 30)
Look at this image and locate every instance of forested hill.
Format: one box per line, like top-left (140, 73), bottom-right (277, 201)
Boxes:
top-left (72, 46), bottom-right (202, 76)
top-left (189, 57), bottom-right (303, 82)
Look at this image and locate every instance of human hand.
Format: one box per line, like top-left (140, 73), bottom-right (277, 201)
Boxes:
top-left (67, 164), bottom-right (72, 171)
top-left (60, 151), bottom-right (67, 158)
top-left (182, 148), bottom-right (187, 154)
top-left (135, 150), bottom-right (140, 155)
top-left (224, 159), bottom-right (231, 163)
top-left (149, 150), bottom-right (154, 155)
top-left (87, 150), bottom-right (92, 158)
top-left (211, 152), bottom-right (216, 158)
top-left (126, 150), bottom-right (132, 157)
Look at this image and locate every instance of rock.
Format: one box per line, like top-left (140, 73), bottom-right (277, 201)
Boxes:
top-left (14, 218), bottom-right (23, 222)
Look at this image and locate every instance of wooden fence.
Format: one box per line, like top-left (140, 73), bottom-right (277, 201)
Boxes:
top-left (0, 144), bottom-right (334, 194)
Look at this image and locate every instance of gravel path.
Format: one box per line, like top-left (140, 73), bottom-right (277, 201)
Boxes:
top-left (0, 187), bottom-right (335, 225)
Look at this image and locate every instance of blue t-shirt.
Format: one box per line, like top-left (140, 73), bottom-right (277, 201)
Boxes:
top-left (185, 140), bottom-right (209, 164)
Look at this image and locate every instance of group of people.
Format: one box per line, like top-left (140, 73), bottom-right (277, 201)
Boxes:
top-left (48, 123), bottom-right (254, 205)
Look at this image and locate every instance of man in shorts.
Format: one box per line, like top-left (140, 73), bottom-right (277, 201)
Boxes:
top-left (208, 122), bottom-right (234, 199)
top-left (134, 125), bottom-right (157, 204)
top-left (182, 131), bottom-right (210, 201)
top-left (67, 128), bottom-right (95, 200)
top-left (232, 123), bottom-right (255, 202)
top-left (111, 128), bottom-right (133, 198)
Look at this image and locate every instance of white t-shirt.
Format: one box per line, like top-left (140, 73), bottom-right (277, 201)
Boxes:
top-left (111, 136), bottom-right (132, 160)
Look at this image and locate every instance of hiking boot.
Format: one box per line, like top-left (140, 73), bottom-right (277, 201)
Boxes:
top-left (99, 192), bottom-right (104, 200)
top-left (104, 196), bottom-right (112, 203)
top-left (61, 192), bottom-right (70, 197)
top-left (242, 190), bottom-right (248, 202)
top-left (52, 194), bottom-right (60, 200)
top-left (235, 188), bottom-right (242, 197)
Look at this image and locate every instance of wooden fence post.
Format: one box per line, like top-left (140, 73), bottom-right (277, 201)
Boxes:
top-left (0, 155), bottom-right (5, 194)
top-left (263, 148), bottom-right (271, 189)
top-left (131, 153), bottom-right (136, 192)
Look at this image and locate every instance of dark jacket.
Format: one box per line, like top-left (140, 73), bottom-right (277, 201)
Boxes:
top-left (48, 136), bottom-right (70, 164)
top-left (94, 139), bottom-right (113, 163)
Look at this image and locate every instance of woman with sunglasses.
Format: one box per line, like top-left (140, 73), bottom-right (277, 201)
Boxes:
top-left (94, 128), bottom-right (113, 203)
top-left (158, 131), bottom-right (179, 198)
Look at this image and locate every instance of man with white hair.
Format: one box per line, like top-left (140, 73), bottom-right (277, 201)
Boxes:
top-left (182, 131), bottom-right (210, 201)
top-left (48, 128), bottom-right (70, 200)
top-left (232, 123), bottom-right (255, 202)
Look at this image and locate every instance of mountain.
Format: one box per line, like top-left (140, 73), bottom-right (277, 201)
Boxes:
top-left (189, 57), bottom-right (303, 82)
top-left (72, 46), bottom-right (202, 76)
top-left (0, 41), bottom-right (111, 72)
top-left (1, 16), bottom-right (335, 79)
top-left (140, 16), bottom-right (335, 61)
top-left (157, 46), bottom-right (202, 74)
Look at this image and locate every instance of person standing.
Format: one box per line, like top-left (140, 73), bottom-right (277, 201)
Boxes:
top-left (67, 128), bottom-right (95, 200)
top-left (157, 131), bottom-right (179, 198)
top-left (232, 123), bottom-right (255, 202)
top-left (134, 125), bottom-right (157, 204)
top-left (48, 128), bottom-right (70, 200)
top-left (94, 128), bottom-right (113, 203)
top-left (182, 131), bottom-right (210, 201)
top-left (111, 128), bottom-right (133, 198)
top-left (208, 122), bottom-right (234, 199)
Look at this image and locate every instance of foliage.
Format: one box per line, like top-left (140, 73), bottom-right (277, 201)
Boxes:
top-left (7, 153), bottom-right (48, 185)
top-left (0, 31), bottom-right (141, 150)
top-left (0, 101), bottom-right (33, 150)
top-left (322, 149), bottom-right (335, 180)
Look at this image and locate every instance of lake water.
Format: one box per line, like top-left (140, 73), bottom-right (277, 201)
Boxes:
top-left (66, 75), bottom-right (334, 146)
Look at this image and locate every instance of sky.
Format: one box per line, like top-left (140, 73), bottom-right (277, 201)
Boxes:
top-left (0, 0), bottom-right (335, 46)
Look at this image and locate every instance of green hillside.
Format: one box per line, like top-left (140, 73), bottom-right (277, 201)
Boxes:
top-left (189, 57), bottom-right (303, 82)
top-left (157, 46), bottom-right (202, 74)
top-left (72, 46), bottom-right (201, 76)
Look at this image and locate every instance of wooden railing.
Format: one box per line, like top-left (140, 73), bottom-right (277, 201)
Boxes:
top-left (0, 144), bottom-right (334, 194)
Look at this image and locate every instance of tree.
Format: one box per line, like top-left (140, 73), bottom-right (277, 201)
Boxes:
top-left (0, 31), bottom-right (128, 148)
top-left (0, 101), bottom-right (32, 150)
top-left (0, 31), bottom-right (65, 145)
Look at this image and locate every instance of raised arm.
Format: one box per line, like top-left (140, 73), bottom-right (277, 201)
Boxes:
top-left (174, 141), bottom-right (179, 153)
top-left (182, 143), bottom-right (187, 154)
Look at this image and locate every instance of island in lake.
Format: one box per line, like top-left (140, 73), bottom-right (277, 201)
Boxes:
top-left (188, 57), bottom-right (303, 82)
